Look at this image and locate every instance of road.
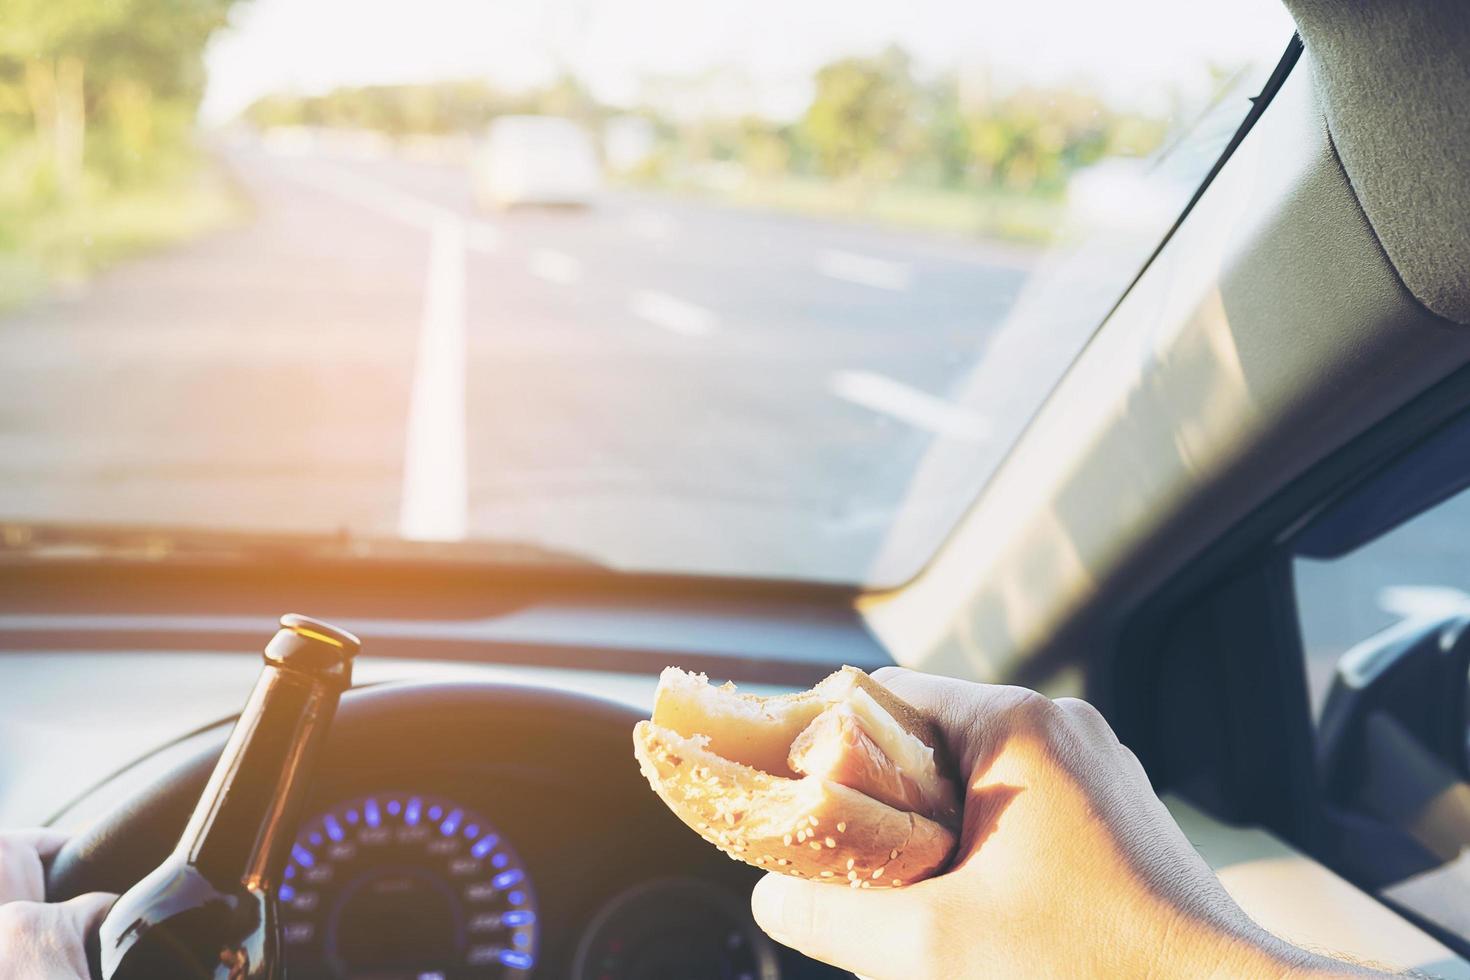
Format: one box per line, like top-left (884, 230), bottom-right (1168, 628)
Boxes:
top-left (0, 141), bottom-right (1033, 584)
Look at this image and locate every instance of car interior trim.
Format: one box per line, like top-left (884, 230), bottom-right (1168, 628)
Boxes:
top-left (863, 40), bottom-right (1470, 687)
top-left (1168, 796), bottom-right (1469, 977)
top-left (1282, 0), bottom-right (1470, 325)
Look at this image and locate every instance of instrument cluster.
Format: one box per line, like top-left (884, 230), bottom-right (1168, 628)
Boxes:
top-left (280, 787), bottom-right (779, 980)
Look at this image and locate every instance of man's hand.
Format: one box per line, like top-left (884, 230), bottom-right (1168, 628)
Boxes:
top-left (749, 668), bottom-right (1380, 979)
top-left (0, 829), bottom-right (114, 980)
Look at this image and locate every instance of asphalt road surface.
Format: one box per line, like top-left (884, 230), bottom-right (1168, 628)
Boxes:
top-left (0, 140), bottom-right (1034, 584)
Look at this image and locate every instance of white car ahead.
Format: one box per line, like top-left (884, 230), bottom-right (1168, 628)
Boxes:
top-left (472, 115), bottom-right (603, 209)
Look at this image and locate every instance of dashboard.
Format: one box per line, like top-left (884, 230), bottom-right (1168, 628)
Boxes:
top-left (34, 678), bottom-right (848, 980)
top-left (0, 566), bottom-right (888, 979)
top-left (4, 570), bottom-right (1465, 978)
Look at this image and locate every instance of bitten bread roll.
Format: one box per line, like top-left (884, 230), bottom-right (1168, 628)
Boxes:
top-left (633, 666), bottom-right (961, 888)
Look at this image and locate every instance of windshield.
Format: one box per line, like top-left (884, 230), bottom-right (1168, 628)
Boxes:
top-left (0, 0), bottom-right (1294, 584)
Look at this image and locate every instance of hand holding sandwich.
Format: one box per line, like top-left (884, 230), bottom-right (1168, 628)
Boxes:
top-left (635, 664), bottom-right (1394, 978)
top-left (747, 668), bottom-right (1385, 979)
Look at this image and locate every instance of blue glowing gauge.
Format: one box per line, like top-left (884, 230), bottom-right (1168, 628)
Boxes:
top-left (278, 793), bottom-right (538, 979)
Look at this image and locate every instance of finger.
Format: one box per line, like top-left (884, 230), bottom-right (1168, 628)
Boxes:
top-left (873, 671), bottom-right (1074, 787)
top-left (871, 666), bottom-right (986, 733)
top-left (0, 834), bottom-right (50, 905)
top-left (4, 829), bottom-right (70, 862)
top-left (750, 873), bottom-right (933, 980)
top-left (1052, 697), bottom-right (1118, 746)
top-left (869, 666), bottom-right (978, 722)
top-left (60, 892), bottom-right (115, 936)
top-left (869, 665), bottom-right (912, 685)
top-left (21, 893), bottom-right (114, 979)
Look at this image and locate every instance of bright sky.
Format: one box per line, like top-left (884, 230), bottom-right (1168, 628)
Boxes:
top-left (201, 0), bottom-right (1295, 124)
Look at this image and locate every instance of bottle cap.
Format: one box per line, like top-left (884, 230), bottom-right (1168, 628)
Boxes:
top-left (265, 613), bottom-right (361, 675)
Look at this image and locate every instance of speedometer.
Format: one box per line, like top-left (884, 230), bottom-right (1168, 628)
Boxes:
top-left (573, 878), bottom-right (780, 980)
top-left (279, 792), bottom-right (539, 979)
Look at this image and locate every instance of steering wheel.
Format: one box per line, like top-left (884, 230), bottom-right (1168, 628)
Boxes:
top-left (46, 681), bottom-right (646, 973)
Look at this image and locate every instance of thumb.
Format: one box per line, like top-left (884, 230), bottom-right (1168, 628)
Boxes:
top-left (59, 892), bottom-right (115, 936)
top-left (750, 873), bottom-right (933, 980)
top-left (58, 892), bottom-right (115, 978)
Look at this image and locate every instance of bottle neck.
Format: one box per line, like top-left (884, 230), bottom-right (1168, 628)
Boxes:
top-left (176, 664), bottom-right (343, 892)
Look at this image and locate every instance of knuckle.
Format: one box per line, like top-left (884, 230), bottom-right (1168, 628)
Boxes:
top-left (996, 691), bottom-right (1114, 762)
top-left (1053, 696), bottom-right (1102, 724)
top-left (1000, 687), bottom-right (1059, 729)
top-left (1115, 740), bottom-right (1147, 775)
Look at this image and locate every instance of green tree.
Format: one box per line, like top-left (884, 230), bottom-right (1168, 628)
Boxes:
top-left (964, 87), bottom-right (1155, 194)
top-left (0, 0), bottom-right (239, 195)
top-left (242, 75), bottom-right (608, 140)
top-left (914, 73), bottom-right (971, 188)
top-left (801, 46), bottom-right (917, 182)
top-left (737, 116), bottom-right (790, 178)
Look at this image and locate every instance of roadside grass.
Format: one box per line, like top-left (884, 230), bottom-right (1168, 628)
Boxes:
top-left (626, 172), bottom-right (1066, 245)
top-left (0, 156), bottom-right (247, 314)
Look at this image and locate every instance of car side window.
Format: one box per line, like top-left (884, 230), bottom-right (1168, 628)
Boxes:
top-left (1290, 417), bottom-right (1470, 947)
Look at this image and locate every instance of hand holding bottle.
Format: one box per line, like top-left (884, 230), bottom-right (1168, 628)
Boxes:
top-left (0, 829), bottom-right (113, 980)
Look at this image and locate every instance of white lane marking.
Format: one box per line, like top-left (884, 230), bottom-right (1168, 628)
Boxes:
top-left (816, 249), bottom-right (913, 291)
top-left (399, 214), bottom-right (468, 541)
top-left (528, 247), bottom-right (582, 284)
top-left (830, 370), bottom-right (990, 442)
top-left (628, 289), bottom-right (718, 337)
top-left (269, 157), bottom-right (476, 539)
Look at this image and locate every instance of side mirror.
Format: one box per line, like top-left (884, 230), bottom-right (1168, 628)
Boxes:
top-left (1320, 613), bottom-right (1470, 795)
top-left (1317, 612), bottom-right (1470, 946)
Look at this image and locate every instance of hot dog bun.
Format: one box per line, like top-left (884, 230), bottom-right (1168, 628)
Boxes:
top-left (633, 666), bottom-right (960, 887)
